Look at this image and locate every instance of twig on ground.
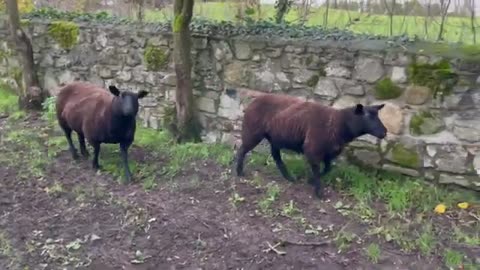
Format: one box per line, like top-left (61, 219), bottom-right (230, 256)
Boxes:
top-left (193, 216), bottom-right (211, 229)
top-left (277, 238), bottom-right (333, 246)
top-left (468, 212), bottom-right (480, 222)
top-left (262, 241), bottom-right (286, 255)
top-left (0, 114), bottom-right (8, 119)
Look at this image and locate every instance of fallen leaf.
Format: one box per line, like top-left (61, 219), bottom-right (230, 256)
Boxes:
top-left (90, 234), bottom-right (101, 242)
top-left (334, 201), bottom-right (344, 209)
top-left (457, 202), bottom-right (469, 209)
top-left (66, 239), bottom-right (82, 250)
top-left (434, 203), bottom-right (446, 214)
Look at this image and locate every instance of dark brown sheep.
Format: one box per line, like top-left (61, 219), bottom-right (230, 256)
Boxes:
top-left (235, 93), bottom-right (387, 199)
top-left (55, 81), bottom-right (148, 182)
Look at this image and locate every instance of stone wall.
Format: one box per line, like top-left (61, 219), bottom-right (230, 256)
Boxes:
top-left (1, 17), bottom-right (480, 191)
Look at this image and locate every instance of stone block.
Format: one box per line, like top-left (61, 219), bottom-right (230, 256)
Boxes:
top-left (353, 57), bottom-right (384, 83)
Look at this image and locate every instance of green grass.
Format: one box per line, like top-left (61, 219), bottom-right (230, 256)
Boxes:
top-left (143, 2), bottom-right (479, 44)
top-left (0, 87), bottom-right (18, 115)
top-left (443, 249), bottom-right (465, 269)
top-left (416, 223), bottom-right (436, 256)
top-left (365, 243), bottom-right (381, 264)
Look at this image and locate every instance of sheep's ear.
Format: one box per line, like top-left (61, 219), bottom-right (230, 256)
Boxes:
top-left (374, 104), bottom-right (385, 111)
top-left (109, 85), bottom-right (120, 96)
top-left (354, 104), bottom-right (364, 115)
top-left (137, 90), bottom-right (149, 99)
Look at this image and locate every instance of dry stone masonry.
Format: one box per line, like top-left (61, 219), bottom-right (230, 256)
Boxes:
top-left (1, 16), bottom-right (480, 191)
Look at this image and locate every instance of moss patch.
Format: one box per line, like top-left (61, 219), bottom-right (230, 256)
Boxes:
top-left (306, 74), bottom-right (320, 87)
top-left (374, 78), bottom-right (402, 100)
top-left (20, 19), bottom-right (31, 28)
top-left (409, 111), bottom-right (445, 136)
top-left (173, 14), bottom-right (184, 33)
top-left (416, 43), bottom-right (480, 61)
top-left (48, 21), bottom-right (79, 49)
top-left (407, 58), bottom-right (458, 100)
top-left (390, 144), bottom-right (420, 168)
top-left (144, 44), bottom-right (169, 71)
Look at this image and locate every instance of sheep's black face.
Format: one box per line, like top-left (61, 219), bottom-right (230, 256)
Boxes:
top-left (354, 104), bottom-right (387, 139)
top-left (109, 85), bottom-right (149, 117)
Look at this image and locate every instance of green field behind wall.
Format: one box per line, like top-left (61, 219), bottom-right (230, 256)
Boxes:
top-left (142, 2), bottom-right (480, 45)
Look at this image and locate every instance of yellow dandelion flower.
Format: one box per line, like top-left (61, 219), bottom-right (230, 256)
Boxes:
top-left (457, 202), bottom-right (469, 209)
top-left (434, 203), bottom-right (446, 214)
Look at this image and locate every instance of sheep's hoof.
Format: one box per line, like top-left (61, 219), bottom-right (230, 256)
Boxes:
top-left (71, 152), bottom-right (80, 160)
top-left (314, 189), bottom-right (324, 199)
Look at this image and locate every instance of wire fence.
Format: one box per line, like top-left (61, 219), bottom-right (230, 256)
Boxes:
top-left (8, 0), bottom-right (480, 45)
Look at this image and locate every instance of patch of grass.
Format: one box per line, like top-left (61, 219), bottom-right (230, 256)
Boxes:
top-left (443, 249), bottom-right (465, 269)
top-left (416, 223), bottom-right (436, 256)
top-left (377, 180), bottom-right (413, 214)
top-left (324, 164), bottom-right (375, 201)
top-left (247, 173), bottom-right (264, 189)
top-left (0, 231), bottom-right (20, 268)
top-left (229, 192), bottom-right (246, 207)
top-left (0, 232), bottom-right (13, 257)
top-left (280, 200), bottom-right (301, 218)
top-left (453, 226), bottom-right (480, 247)
top-left (334, 227), bottom-right (358, 253)
top-left (44, 181), bottom-right (65, 197)
top-left (258, 182), bottom-right (281, 215)
top-left (365, 243), bottom-right (381, 264)
top-left (352, 200), bottom-right (376, 222)
top-left (367, 222), bottom-right (416, 252)
top-left (135, 127), bottom-right (234, 178)
top-left (2, 128), bottom-right (48, 178)
top-left (0, 87), bottom-right (19, 115)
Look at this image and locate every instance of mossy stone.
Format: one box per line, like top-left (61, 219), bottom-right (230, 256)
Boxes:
top-left (48, 21), bottom-right (79, 49)
top-left (407, 58), bottom-right (458, 100)
top-left (374, 78), bottom-right (403, 100)
top-left (409, 111), bottom-right (445, 136)
top-left (390, 143), bottom-right (420, 168)
top-left (306, 74), bottom-right (320, 87)
top-left (144, 44), bottom-right (169, 71)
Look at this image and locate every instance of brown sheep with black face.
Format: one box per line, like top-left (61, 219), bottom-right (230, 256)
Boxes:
top-left (235, 92), bottom-right (387, 199)
top-left (55, 81), bottom-right (148, 182)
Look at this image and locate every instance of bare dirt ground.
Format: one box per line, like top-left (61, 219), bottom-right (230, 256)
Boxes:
top-left (0, 112), bottom-right (479, 270)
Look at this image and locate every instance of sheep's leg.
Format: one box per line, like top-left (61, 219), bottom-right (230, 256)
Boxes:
top-left (308, 162), bottom-right (324, 199)
top-left (270, 145), bottom-right (294, 182)
top-left (77, 133), bottom-right (89, 158)
top-left (62, 127), bottom-right (79, 160)
top-left (120, 142), bottom-right (132, 183)
top-left (320, 158), bottom-right (332, 176)
top-left (236, 135), bottom-right (263, 177)
top-left (92, 142), bottom-right (102, 170)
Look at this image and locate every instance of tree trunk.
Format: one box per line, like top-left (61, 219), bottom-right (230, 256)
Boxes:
top-left (437, 0), bottom-right (452, 41)
top-left (383, 0), bottom-right (396, 36)
top-left (324, 0), bottom-right (330, 26)
top-left (6, 0), bottom-right (44, 110)
top-left (172, 0), bottom-right (201, 143)
top-left (469, 0), bottom-right (476, 44)
top-left (137, 0), bottom-right (145, 22)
